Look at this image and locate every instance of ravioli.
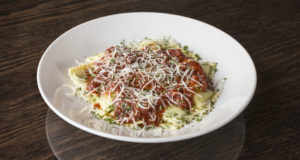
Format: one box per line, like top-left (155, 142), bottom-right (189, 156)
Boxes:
top-left (69, 37), bottom-right (221, 129)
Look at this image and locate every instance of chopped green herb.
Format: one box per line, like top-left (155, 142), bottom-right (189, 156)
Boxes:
top-left (104, 118), bottom-right (113, 124)
top-left (180, 117), bottom-right (185, 121)
top-left (108, 105), bottom-right (114, 112)
top-left (183, 45), bottom-right (188, 50)
top-left (120, 40), bottom-right (125, 45)
top-left (159, 105), bottom-right (163, 110)
top-left (110, 58), bottom-right (115, 63)
top-left (91, 111), bottom-right (101, 119)
top-left (196, 118), bottom-right (202, 122)
top-left (195, 54), bottom-right (201, 60)
top-left (203, 110), bottom-right (209, 115)
top-left (187, 111), bottom-right (191, 115)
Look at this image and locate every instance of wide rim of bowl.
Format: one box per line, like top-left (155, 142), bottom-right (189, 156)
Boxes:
top-left (37, 12), bottom-right (257, 143)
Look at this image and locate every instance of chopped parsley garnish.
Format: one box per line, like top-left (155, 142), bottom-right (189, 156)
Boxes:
top-left (120, 40), bottom-right (125, 45)
top-left (104, 118), bottom-right (114, 124)
top-left (108, 105), bottom-right (115, 112)
top-left (196, 118), bottom-right (202, 122)
top-left (195, 54), bottom-right (201, 60)
top-left (110, 58), bottom-right (115, 63)
top-left (183, 45), bottom-right (188, 50)
top-left (159, 105), bottom-right (163, 110)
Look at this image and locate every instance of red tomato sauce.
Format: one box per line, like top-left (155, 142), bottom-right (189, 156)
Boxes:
top-left (86, 47), bottom-right (208, 126)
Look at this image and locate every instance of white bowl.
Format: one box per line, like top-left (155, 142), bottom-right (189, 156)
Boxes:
top-left (37, 12), bottom-right (256, 143)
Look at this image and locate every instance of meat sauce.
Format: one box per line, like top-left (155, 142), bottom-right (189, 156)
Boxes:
top-left (86, 46), bottom-right (208, 126)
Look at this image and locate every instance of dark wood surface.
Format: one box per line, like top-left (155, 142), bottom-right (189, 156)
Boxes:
top-left (1, 0), bottom-right (299, 159)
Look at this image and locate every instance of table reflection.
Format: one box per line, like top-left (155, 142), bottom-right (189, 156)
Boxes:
top-left (46, 109), bottom-right (245, 160)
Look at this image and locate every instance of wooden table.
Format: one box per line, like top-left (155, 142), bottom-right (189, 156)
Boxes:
top-left (1, 0), bottom-right (299, 159)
